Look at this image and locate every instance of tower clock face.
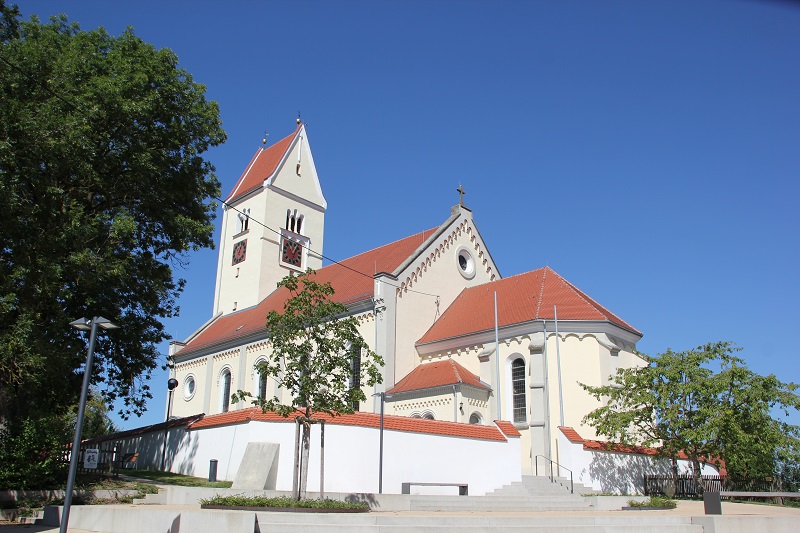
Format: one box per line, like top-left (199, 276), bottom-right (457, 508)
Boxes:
top-left (282, 238), bottom-right (302, 267)
top-left (232, 239), bottom-right (247, 265)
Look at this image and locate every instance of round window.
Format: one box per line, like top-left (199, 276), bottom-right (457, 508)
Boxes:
top-left (455, 246), bottom-right (476, 279)
top-left (183, 375), bottom-right (196, 401)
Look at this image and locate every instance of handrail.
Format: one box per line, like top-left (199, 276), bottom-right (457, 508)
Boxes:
top-left (534, 455), bottom-right (573, 494)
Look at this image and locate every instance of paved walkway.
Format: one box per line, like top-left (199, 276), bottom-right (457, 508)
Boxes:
top-left (2, 499), bottom-right (799, 532)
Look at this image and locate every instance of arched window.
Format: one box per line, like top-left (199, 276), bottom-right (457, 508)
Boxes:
top-left (511, 358), bottom-right (526, 423)
top-left (296, 215), bottom-right (303, 235)
top-left (220, 368), bottom-right (232, 413)
top-left (285, 209), bottom-right (291, 231)
top-left (423, 412), bottom-right (435, 420)
top-left (469, 412), bottom-right (483, 425)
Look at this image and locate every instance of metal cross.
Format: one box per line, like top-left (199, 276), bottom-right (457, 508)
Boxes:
top-left (457, 184), bottom-right (466, 206)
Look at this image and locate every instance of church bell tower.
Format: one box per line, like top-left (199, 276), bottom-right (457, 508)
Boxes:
top-left (212, 121), bottom-right (327, 316)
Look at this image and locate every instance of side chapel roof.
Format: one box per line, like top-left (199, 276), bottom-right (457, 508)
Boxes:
top-left (225, 126), bottom-right (302, 203)
top-left (417, 266), bottom-right (640, 345)
top-left (176, 228), bottom-right (437, 357)
top-left (387, 359), bottom-right (490, 394)
top-left (189, 407), bottom-right (512, 442)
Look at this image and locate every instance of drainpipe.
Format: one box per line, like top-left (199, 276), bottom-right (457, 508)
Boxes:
top-left (494, 291), bottom-right (501, 420)
top-left (452, 384), bottom-right (458, 422)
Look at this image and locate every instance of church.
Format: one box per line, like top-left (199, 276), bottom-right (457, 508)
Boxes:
top-left (166, 121), bottom-right (647, 480)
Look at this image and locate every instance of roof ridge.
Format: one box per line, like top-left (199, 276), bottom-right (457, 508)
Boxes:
top-left (449, 359), bottom-right (462, 383)
top-left (547, 267), bottom-right (639, 333)
top-left (534, 267), bottom-right (546, 319)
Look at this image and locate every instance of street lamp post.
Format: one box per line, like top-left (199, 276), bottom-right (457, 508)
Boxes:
top-left (161, 378), bottom-right (179, 471)
top-left (60, 317), bottom-right (119, 533)
top-left (372, 391), bottom-right (393, 494)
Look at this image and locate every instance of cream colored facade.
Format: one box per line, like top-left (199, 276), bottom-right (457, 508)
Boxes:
top-left (168, 125), bottom-right (645, 477)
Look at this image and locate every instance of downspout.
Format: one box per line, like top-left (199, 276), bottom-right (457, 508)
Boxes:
top-left (542, 319), bottom-right (552, 464)
top-left (494, 291), bottom-right (501, 420)
top-left (554, 305), bottom-right (565, 427)
top-left (452, 384), bottom-right (458, 422)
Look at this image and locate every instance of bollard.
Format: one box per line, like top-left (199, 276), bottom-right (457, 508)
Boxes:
top-left (209, 459), bottom-right (218, 482)
top-left (703, 491), bottom-right (722, 515)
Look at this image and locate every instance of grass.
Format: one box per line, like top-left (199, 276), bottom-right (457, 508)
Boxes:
top-left (627, 496), bottom-right (677, 509)
top-left (199, 494), bottom-right (369, 510)
top-left (125, 469), bottom-right (232, 488)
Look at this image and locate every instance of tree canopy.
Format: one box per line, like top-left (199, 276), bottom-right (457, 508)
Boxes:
top-left (581, 342), bottom-right (800, 490)
top-left (0, 3), bottom-right (225, 430)
top-left (234, 269), bottom-right (384, 498)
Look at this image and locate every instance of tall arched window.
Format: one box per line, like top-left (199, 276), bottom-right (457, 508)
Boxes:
top-left (220, 369), bottom-right (232, 413)
top-left (512, 358), bottom-right (526, 423)
top-left (349, 346), bottom-right (361, 411)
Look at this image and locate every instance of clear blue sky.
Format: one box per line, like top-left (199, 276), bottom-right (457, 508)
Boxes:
top-left (23, 1), bottom-right (800, 429)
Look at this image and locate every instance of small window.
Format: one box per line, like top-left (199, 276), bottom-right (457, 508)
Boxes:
top-left (469, 412), bottom-right (483, 425)
top-left (183, 375), bottom-right (196, 401)
top-left (455, 246), bottom-right (476, 279)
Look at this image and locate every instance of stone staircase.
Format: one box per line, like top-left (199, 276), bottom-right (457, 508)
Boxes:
top-left (408, 475), bottom-right (593, 512)
top-left (253, 512), bottom-right (704, 532)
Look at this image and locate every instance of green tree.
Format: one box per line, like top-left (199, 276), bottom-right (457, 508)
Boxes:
top-left (70, 389), bottom-right (119, 439)
top-left (581, 342), bottom-right (800, 494)
top-left (234, 270), bottom-right (384, 499)
top-left (0, 3), bottom-right (225, 483)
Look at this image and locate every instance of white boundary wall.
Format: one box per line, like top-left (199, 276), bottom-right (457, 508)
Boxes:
top-left (556, 431), bottom-right (719, 494)
top-left (114, 419), bottom-right (520, 496)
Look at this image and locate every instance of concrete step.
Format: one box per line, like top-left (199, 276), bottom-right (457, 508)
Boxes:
top-left (255, 513), bottom-right (703, 533)
top-left (132, 491), bottom-right (167, 505)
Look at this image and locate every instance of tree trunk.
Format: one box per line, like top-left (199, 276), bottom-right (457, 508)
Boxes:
top-left (691, 455), bottom-right (704, 496)
top-left (298, 418), bottom-right (311, 500)
top-left (667, 455), bottom-right (679, 498)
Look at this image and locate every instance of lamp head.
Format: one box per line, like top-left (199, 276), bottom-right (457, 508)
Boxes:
top-left (168, 378), bottom-right (179, 391)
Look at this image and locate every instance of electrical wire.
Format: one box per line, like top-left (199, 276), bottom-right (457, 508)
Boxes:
top-left (218, 196), bottom-right (441, 299)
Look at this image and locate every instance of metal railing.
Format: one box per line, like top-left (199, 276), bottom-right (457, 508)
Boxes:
top-left (534, 455), bottom-right (573, 493)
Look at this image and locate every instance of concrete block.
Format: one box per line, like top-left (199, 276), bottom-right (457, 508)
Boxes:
top-left (232, 442), bottom-right (280, 490)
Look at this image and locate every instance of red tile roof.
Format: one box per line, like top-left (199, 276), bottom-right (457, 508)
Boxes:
top-left (178, 228), bottom-right (437, 356)
top-left (558, 427), bottom-right (687, 458)
top-left (225, 126), bottom-right (301, 203)
top-left (494, 420), bottom-right (521, 437)
top-left (387, 359), bottom-right (489, 394)
top-left (559, 426), bottom-right (584, 443)
top-left (189, 407), bottom-right (509, 441)
top-left (417, 267), bottom-right (640, 345)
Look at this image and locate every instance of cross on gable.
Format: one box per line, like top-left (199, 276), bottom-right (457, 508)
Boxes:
top-left (457, 184), bottom-right (466, 206)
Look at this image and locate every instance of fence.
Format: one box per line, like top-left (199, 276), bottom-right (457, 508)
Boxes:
top-left (59, 440), bottom-right (121, 476)
top-left (644, 474), bottom-right (775, 498)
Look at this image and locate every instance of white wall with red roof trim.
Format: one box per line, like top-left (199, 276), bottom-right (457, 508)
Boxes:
top-left (556, 427), bottom-right (719, 495)
top-left (109, 412), bottom-right (521, 495)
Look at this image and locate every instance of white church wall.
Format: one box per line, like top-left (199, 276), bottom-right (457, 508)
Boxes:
top-left (556, 334), bottom-right (604, 439)
top-left (556, 431), bottom-right (720, 495)
top-left (150, 419), bottom-right (522, 496)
